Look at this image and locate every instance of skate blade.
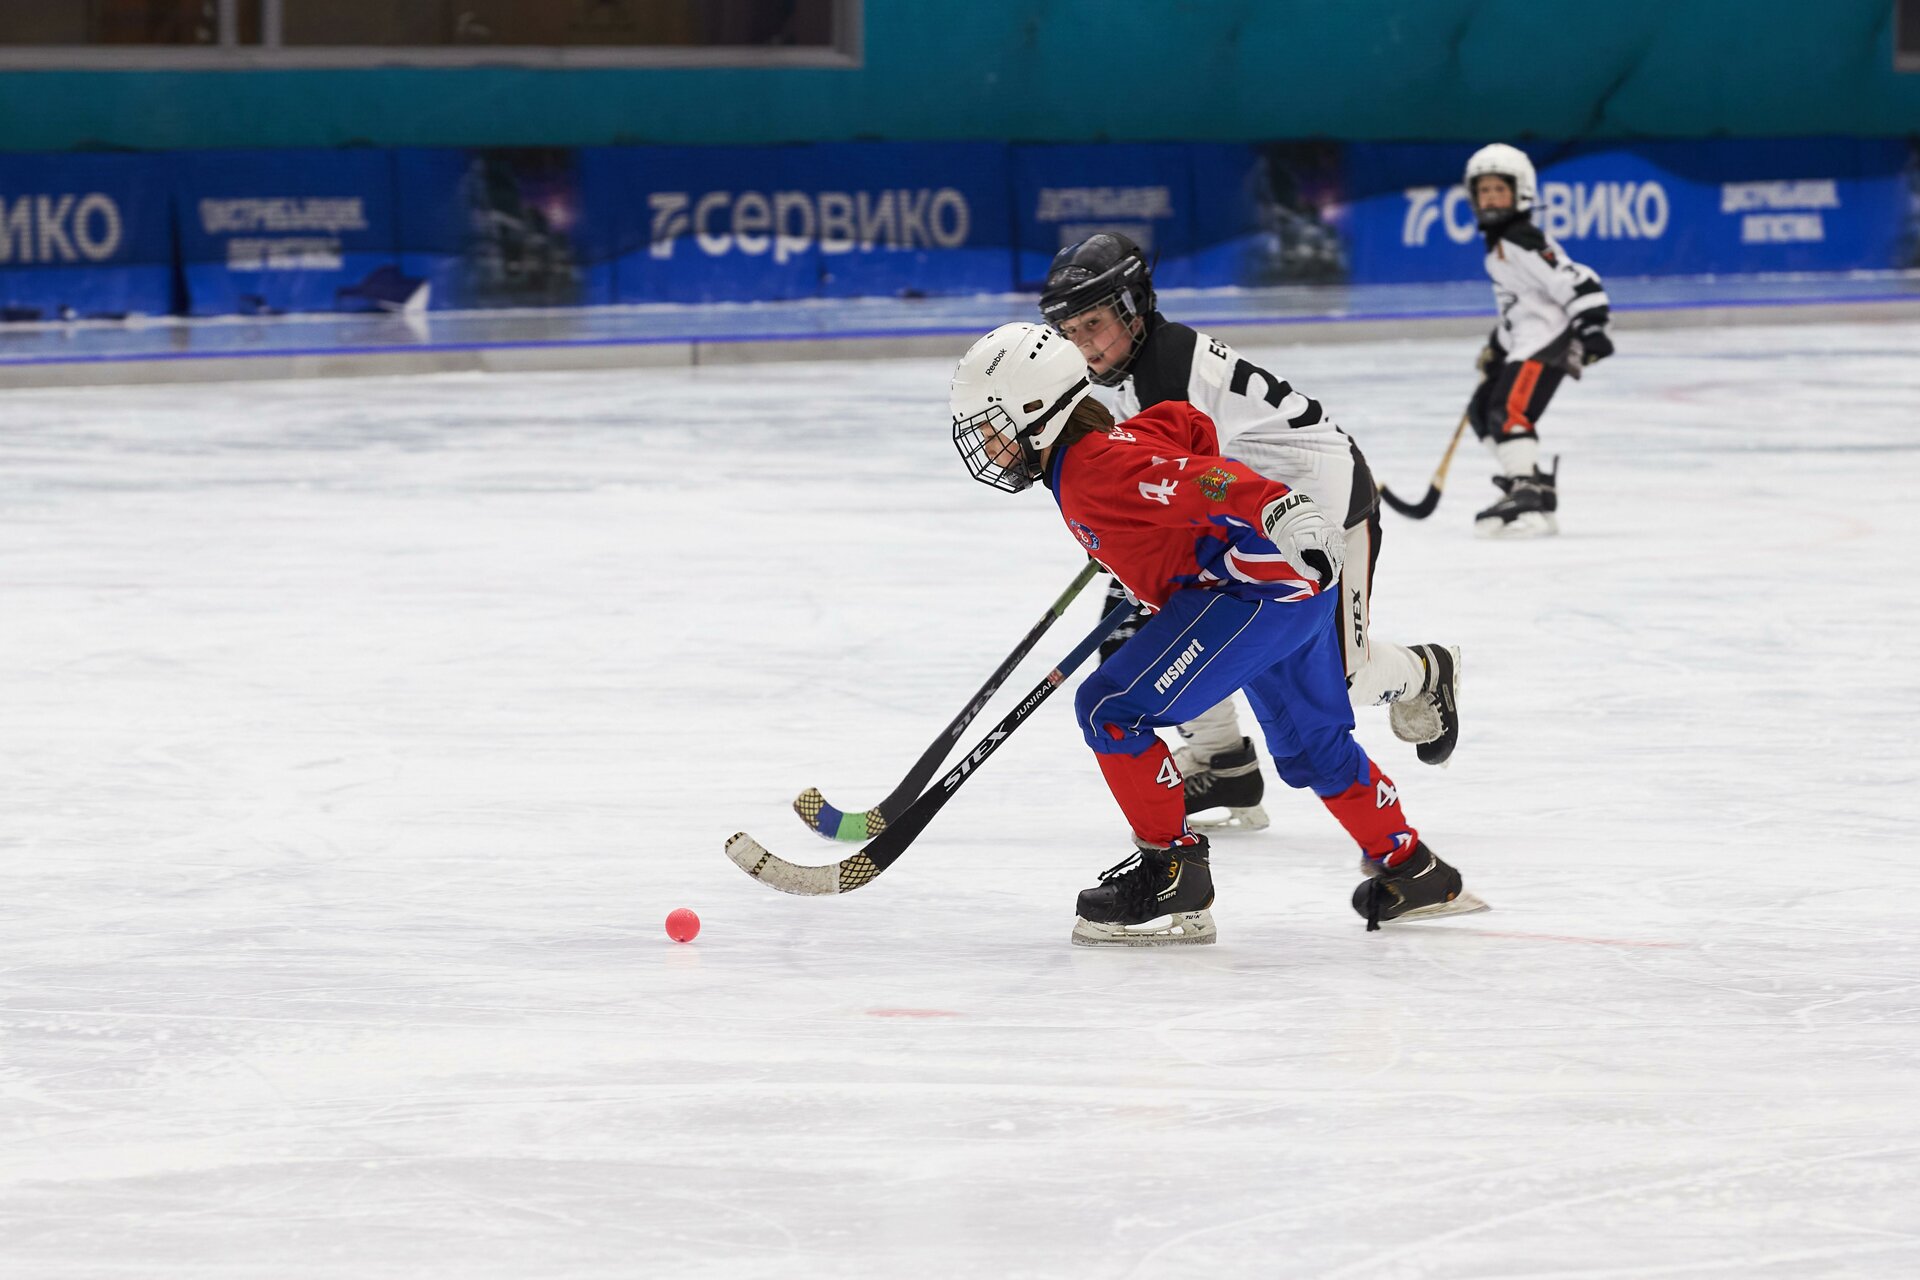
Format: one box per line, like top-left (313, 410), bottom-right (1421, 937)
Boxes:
top-left (1387, 891), bottom-right (1490, 923)
top-left (1071, 909), bottom-right (1217, 947)
top-left (1475, 512), bottom-right (1557, 539)
top-left (1187, 803), bottom-right (1270, 832)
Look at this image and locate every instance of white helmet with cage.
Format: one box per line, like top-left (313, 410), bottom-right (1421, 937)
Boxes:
top-left (949, 322), bottom-right (1094, 493)
top-left (1463, 143), bottom-right (1538, 218)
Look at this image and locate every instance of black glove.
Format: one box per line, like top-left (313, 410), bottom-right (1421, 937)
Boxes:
top-left (1476, 329), bottom-right (1504, 377)
top-left (1576, 324), bottom-right (1613, 366)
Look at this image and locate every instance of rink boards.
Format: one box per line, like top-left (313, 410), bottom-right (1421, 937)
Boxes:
top-left (2, 272), bottom-right (1918, 389)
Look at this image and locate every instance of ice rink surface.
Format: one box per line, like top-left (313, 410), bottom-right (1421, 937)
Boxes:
top-left (4, 318), bottom-right (1919, 1277)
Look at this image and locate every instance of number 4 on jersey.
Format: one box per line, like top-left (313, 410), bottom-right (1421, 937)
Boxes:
top-left (1156, 756), bottom-right (1182, 789)
top-left (1139, 478), bottom-right (1179, 505)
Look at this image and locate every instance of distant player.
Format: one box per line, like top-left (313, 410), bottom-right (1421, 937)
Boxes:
top-left (1038, 234), bottom-right (1461, 832)
top-left (1462, 143), bottom-right (1614, 537)
top-left (948, 322), bottom-right (1483, 944)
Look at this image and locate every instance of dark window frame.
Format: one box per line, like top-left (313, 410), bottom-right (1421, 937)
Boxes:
top-left (0, 0), bottom-right (862, 69)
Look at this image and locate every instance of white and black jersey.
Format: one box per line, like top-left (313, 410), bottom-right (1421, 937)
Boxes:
top-left (1112, 319), bottom-right (1377, 529)
top-left (1484, 220), bottom-right (1609, 362)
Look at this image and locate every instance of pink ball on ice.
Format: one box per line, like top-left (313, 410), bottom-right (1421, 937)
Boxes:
top-left (665, 908), bottom-right (701, 943)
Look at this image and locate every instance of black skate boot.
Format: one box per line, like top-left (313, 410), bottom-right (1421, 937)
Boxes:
top-left (1351, 842), bottom-right (1487, 931)
top-left (1174, 737), bottom-right (1270, 831)
top-left (1388, 644), bottom-right (1462, 767)
top-left (1071, 834), bottom-right (1216, 947)
top-left (1474, 459), bottom-right (1559, 538)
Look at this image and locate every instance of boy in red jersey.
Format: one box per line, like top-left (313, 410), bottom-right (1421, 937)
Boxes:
top-left (950, 323), bottom-right (1484, 945)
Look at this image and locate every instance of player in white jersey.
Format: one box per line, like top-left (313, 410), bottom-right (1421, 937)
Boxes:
top-left (1038, 234), bottom-right (1461, 830)
top-left (1462, 143), bottom-right (1614, 537)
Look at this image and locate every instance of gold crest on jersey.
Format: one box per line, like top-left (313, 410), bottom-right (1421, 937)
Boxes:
top-left (1199, 466), bottom-right (1236, 502)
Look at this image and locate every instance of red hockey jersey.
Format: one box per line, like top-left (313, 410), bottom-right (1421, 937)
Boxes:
top-left (1045, 401), bottom-right (1322, 611)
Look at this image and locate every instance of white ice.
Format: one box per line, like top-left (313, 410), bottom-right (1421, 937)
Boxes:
top-left (3, 320), bottom-right (1919, 1278)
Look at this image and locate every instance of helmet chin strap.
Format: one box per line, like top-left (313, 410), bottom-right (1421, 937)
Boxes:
top-left (1018, 375), bottom-right (1093, 477)
top-left (1476, 203), bottom-right (1522, 231)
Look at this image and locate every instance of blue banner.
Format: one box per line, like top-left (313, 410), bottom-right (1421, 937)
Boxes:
top-left (1345, 138), bottom-right (1912, 285)
top-left (396, 147), bottom-right (603, 311)
top-left (1011, 144), bottom-right (1201, 291)
top-left (1009, 143), bottom-right (1353, 294)
top-left (173, 149), bottom-right (403, 316)
top-left (0, 152), bottom-right (174, 319)
top-left (2, 137), bottom-right (1914, 323)
top-left (1198, 142), bottom-right (1349, 288)
top-left (593, 142), bottom-right (1012, 305)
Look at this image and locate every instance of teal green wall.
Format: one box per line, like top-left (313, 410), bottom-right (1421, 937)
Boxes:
top-left (5, 0), bottom-right (1920, 152)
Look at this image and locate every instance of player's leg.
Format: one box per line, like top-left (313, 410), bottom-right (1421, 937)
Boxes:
top-left (1338, 508), bottom-right (1423, 708)
top-left (1241, 621), bottom-right (1482, 924)
top-left (1068, 591), bottom-right (1327, 945)
top-left (1475, 355), bottom-right (1566, 538)
top-left (1189, 432), bottom-right (1377, 824)
top-left (1338, 509), bottom-right (1462, 766)
top-left (1467, 362), bottom-right (1504, 452)
top-left (1093, 573), bottom-right (1263, 827)
top-left (1171, 702), bottom-right (1268, 831)
top-left (1388, 642), bottom-right (1464, 766)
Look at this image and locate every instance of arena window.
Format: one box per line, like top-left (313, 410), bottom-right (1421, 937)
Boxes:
top-left (0, 0), bottom-right (860, 68)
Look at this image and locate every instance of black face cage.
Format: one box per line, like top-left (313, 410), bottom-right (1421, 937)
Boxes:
top-left (1472, 173), bottom-right (1526, 229)
top-left (953, 405), bottom-right (1039, 493)
top-left (1039, 265), bottom-right (1154, 388)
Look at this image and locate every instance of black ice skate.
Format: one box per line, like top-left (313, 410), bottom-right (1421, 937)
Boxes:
top-left (1351, 842), bottom-right (1488, 931)
top-left (1071, 835), bottom-right (1217, 947)
top-left (1173, 737), bottom-right (1270, 831)
top-left (1474, 460), bottom-right (1559, 539)
top-left (1388, 644), bottom-right (1462, 767)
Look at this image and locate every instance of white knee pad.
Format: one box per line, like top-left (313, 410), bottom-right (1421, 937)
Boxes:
top-left (1175, 699), bottom-right (1245, 758)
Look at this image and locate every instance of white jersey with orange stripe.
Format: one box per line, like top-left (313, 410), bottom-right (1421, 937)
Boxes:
top-left (1484, 218), bottom-right (1609, 362)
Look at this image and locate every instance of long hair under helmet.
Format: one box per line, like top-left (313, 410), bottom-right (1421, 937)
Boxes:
top-left (950, 323), bottom-right (1094, 493)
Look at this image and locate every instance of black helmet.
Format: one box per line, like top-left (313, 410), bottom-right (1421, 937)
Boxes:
top-left (1038, 233), bottom-right (1156, 387)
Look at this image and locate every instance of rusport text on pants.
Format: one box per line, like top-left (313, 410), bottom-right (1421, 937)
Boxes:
top-left (1073, 587), bottom-right (1418, 860)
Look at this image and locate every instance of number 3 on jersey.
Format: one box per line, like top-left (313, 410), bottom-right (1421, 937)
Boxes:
top-left (1230, 357), bottom-right (1288, 408)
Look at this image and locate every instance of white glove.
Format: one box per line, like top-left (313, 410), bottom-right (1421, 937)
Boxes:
top-left (1259, 491), bottom-right (1345, 593)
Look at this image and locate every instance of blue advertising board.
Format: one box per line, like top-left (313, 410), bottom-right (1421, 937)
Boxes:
top-left (1010, 143), bottom-right (1351, 294)
top-left (1010, 144), bottom-right (1201, 291)
top-left (173, 150), bottom-right (403, 316)
top-left (1194, 142), bottom-right (1349, 289)
top-left (0, 152), bottom-right (174, 319)
top-left (1344, 138), bottom-right (1912, 285)
top-left (395, 147), bottom-right (604, 311)
top-left (593, 142), bottom-right (1012, 305)
top-left (2, 137), bottom-right (1913, 323)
